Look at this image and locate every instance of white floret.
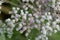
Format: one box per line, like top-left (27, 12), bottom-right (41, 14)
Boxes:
top-left (47, 15), bottom-right (52, 20)
top-left (25, 32), bottom-right (29, 37)
top-left (56, 18), bottom-right (60, 23)
top-left (35, 19), bottom-right (41, 24)
top-left (0, 1), bottom-right (3, 5)
top-left (22, 14), bottom-right (27, 20)
top-left (56, 25), bottom-right (60, 31)
top-left (41, 26), bottom-right (47, 35)
top-left (35, 37), bottom-right (39, 40)
top-left (13, 10), bottom-right (18, 14)
top-left (5, 18), bottom-right (11, 22)
top-left (12, 7), bottom-right (16, 10)
top-left (54, 30), bottom-right (57, 33)
top-left (17, 7), bottom-right (20, 10)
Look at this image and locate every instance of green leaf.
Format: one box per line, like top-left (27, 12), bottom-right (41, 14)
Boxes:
top-left (28, 28), bottom-right (40, 40)
top-left (48, 32), bottom-right (60, 40)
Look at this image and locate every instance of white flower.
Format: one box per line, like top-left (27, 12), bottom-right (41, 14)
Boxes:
top-left (48, 12), bottom-right (51, 15)
top-left (41, 15), bottom-right (46, 19)
top-left (54, 30), bottom-right (57, 33)
top-left (14, 10), bottom-right (18, 14)
top-left (57, 2), bottom-right (60, 5)
top-left (27, 29), bottom-right (31, 33)
top-left (22, 22), bottom-right (26, 25)
top-left (20, 11), bottom-right (24, 15)
top-left (38, 5), bottom-right (41, 8)
top-left (44, 30), bottom-right (47, 35)
top-left (25, 32), bottom-right (29, 37)
top-left (38, 36), bottom-right (41, 39)
top-left (0, 1), bottom-right (3, 5)
top-left (52, 0), bottom-right (56, 8)
top-left (5, 18), bottom-right (11, 22)
top-left (58, 7), bottom-right (60, 11)
top-left (19, 23), bottom-right (23, 27)
top-left (52, 4), bottom-right (55, 8)
top-left (33, 13), bottom-right (39, 18)
top-left (56, 18), bottom-right (60, 23)
top-left (15, 14), bottom-right (20, 18)
top-left (30, 0), bottom-right (34, 3)
top-left (45, 12), bottom-right (48, 16)
top-left (35, 37), bottom-right (39, 40)
top-left (15, 18), bottom-right (18, 21)
top-left (22, 14), bottom-right (27, 20)
top-left (28, 17), bottom-right (34, 23)
top-left (5, 19), bottom-right (15, 27)
top-left (11, 15), bottom-right (15, 18)
top-left (26, 0), bottom-right (29, 2)
top-left (17, 7), bottom-right (20, 10)
top-left (12, 7), bottom-right (16, 10)
top-left (42, 26), bottom-right (46, 35)
top-left (52, 21), bottom-right (57, 25)
top-left (28, 39), bottom-right (30, 40)
top-left (35, 19), bottom-right (41, 23)
top-left (25, 11), bottom-right (28, 14)
top-left (34, 25), bottom-right (38, 28)
top-left (52, 0), bottom-right (56, 3)
top-left (40, 18), bottom-right (45, 22)
top-left (16, 28), bottom-right (19, 31)
top-left (25, 7), bottom-right (28, 10)
top-left (9, 11), bottom-right (13, 14)
top-left (9, 22), bottom-right (15, 27)
top-left (46, 22), bottom-right (50, 26)
top-left (28, 14), bottom-right (32, 17)
top-left (22, 0), bottom-right (25, 2)
top-left (46, 26), bottom-right (53, 31)
top-left (20, 30), bottom-right (24, 34)
top-left (12, 19), bottom-right (15, 23)
top-left (23, 27), bottom-right (27, 30)
top-left (47, 15), bottom-right (52, 20)
top-left (54, 7), bottom-right (57, 10)
top-left (46, 37), bottom-right (48, 40)
top-left (16, 23), bottom-right (23, 31)
top-left (56, 25), bottom-right (60, 31)
top-left (30, 6), bottom-right (34, 9)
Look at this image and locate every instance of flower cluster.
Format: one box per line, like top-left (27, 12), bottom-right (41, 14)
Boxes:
top-left (35, 12), bottom-right (60, 40)
top-left (0, 0), bottom-right (60, 40)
